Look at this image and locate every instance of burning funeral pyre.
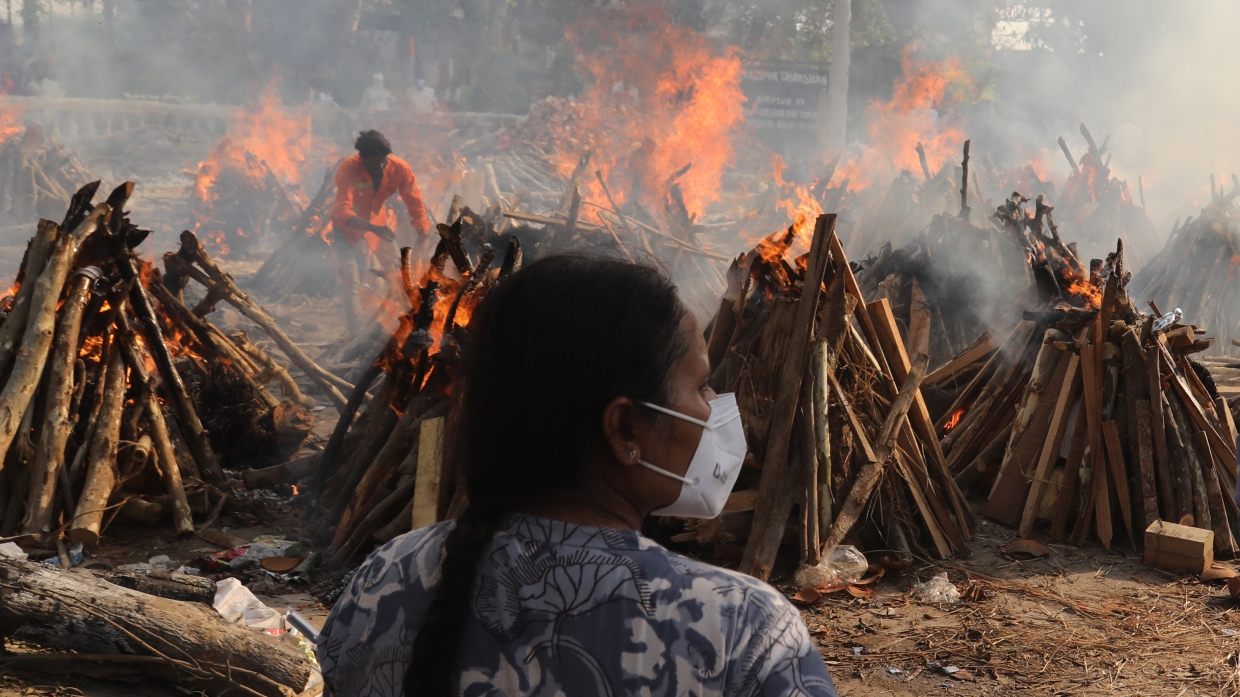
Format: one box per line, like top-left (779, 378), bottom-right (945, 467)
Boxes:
top-left (0, 123), bottom-right (95, 225)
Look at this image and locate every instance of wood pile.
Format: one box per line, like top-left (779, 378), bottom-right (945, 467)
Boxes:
top-left (936, 234), bottom-right (1239, 554)
top-left (682, 216), bottom-right (973, 580)
top-left (1052, 123), bottom-right (1160, 269)
top-left (0, 123), bottom-right (94, 224)
top-left (188, 147), bottom-right (303, 259)
top-left (0, 181), bottom-right (318, 553)
top-left (1128, 189), bottom-right (1240, 359)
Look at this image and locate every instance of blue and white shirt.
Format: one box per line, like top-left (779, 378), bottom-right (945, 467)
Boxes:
top-left (318, 514), bottom-right (838, 696)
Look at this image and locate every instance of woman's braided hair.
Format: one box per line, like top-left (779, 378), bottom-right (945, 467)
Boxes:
top-left (404, 254), bottom-right (689, 695)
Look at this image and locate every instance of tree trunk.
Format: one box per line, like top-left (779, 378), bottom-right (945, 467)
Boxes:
top-left (68, 350), bottom-right (126, 547)
top-left (822, 0), bottom-right (852, 153)
top-left (21, 271), bottom-right (94, 539)
top-left (0, 558), bottom-right (311, 696)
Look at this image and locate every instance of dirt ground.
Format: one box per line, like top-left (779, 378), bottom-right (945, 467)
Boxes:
top-left (803, 518), bottom-right (1240, 697)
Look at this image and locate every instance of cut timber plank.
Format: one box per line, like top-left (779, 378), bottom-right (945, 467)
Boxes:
top-left (742, 215), bottom-right (835, 581)
top-left (1148, 351), bottom-right (1174, 521)
top-left (1019, 353), bottom-right (1081, 538)
top-left (1051, 404), bottom-right (1088, 540)
top-left (1101, 420), bottom-right (1135, 545)
top-left (1134, 400), bottom-right (1160, 532)
top-left (411, 416), bottom-right (444, 530)
top-left (925, 331), bottom-right (999, 386)
top-left (985, 348), bottom-right (1074, 526)
top-left (1191, 430), bottom-right (1238, 555)
top-left (907, 277), bottom-right (931, 360)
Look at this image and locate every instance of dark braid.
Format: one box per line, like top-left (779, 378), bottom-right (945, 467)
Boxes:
top-left (403, 255), bottom-right (688, 695)
top-left (404, 499), bottom-right (503, 696)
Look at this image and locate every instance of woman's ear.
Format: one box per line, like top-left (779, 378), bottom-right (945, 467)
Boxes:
top-left (601, 396), bottom-right (644, 468)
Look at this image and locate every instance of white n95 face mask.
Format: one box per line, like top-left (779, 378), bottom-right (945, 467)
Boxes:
top-left (636, 393), bottom-right (747, 519)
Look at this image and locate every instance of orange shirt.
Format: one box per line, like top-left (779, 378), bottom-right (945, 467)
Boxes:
top-left (330, 154), bottom-right (433, 248)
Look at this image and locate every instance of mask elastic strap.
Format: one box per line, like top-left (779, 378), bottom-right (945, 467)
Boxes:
top-left (636, 401), bottom-right (710, 429)
top-left (639, 459), bottom-right (697, 485)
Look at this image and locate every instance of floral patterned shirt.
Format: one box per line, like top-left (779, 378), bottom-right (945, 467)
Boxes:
top-left (317, 514), bottom-right (837, 696)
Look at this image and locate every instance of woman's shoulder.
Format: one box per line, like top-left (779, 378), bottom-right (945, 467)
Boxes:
top-left (652, 544), bottom-right (795, 606)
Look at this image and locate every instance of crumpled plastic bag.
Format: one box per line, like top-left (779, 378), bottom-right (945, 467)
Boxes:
top-left (794, 545), bottom-right (869, 590)
top-left (213, 577), bottom-right (282, 630)
top-left (0, 542), bottom-right (28, 561)
top-left (914, 572), bottom-right (960, 603)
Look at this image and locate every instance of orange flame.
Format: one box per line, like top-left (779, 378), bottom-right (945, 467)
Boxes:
top-left (943, 407), bottom-right (965, 432)
top-left (526, 8), bottom-right (745, 227)
top-left (831, 47), bottom-right (975, 192)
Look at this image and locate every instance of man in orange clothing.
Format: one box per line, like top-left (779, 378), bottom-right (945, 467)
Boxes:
top-left (330, 129), bottom-right (434, 331)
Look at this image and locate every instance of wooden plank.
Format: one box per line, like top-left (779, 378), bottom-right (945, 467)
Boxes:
top-left (1191, 430), bottom-right (1237, 555)
top-left (1157, 338), bottom-right (1233, 463)
top-left (983, 348), bottom-right (1072, 526)
top-left (411, 416), bottom-right (444, 530)
top-left (1215, 396), bottom-right (1238, 447)
top-left (1019, 353), bottom-right (1082, 538)
top-left (1051, 404), bottom-right (1088, 540)
top-left (1148, 352), bottom-right (1174, 520)
top-left (1101, 420), bottom-right (1135, 545)
top-left (866, 298), bottom-right (969, 532)
top-left (925, 331), bottom-right (999, 386)
top-left (907, 277), bottom-right (931, 360)
top-left (1133, 400), bottom-right (1160, 532)
top-left (742, 215), bottom-right (835, 581)
top-left (1082, 315), bottom-right (1110, 548)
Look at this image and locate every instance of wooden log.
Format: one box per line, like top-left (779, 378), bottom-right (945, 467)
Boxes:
top-left (21, 268), bottom-right (95, 539)
top-left (108, 230), bottom-right (225, 489)
top-left (330, 403), bottom-right (430, 551)
top-left (243, 452), bottom-right (320, 490)
top-left (0, 558), bottom-right (311, 696)
top-left (0, 222), bottom-right (58, 375)
top-left (1134, 400), bottom-right (1160, 531)
top-left (231, 331), bottom-right (315, 408)
top-left (1163, 393), bottom-right (1196, 522)
top-left (120, 497), bottom-right (166, 525)
top-left (115, 310), bottom-right (193, 535)
top-left (103, 569), bottom-right (216, 605)
top-left (1081, 314), bottom-right (1111, 548)
top-left (1018, 353), bottom-right (1082, 538)
top-left (330, 475), bottom-right (418, 568)
top-left (925, 330), bottom-right (998, 387)
top-left (1101, 420), bottom-right (1135, 544)
top-left (907, 277), bottom-right (931, 359)
top-left (954, 423), bottom-right (1012, 490)
top-left (68, 350), bottom-right (126, 547)
top-left (310, 361), bottom-right (384, 491)
top-left (173, 232), bottom-right (350, 408)
top-left (1050, 405), bottom-right (1087, 540)
top-left (741, 215), bottom-right (834, 581)
top-left (1191, 429), bottom-right (1237, 555)
top-left (0, 206), bottom-right (108, 475)
top-left (1148, 352), bottom-right (1175, 521)
top-left (810, 342), bottom-right (832, 541)
top-left (822, 353), bottom-right (930, 551)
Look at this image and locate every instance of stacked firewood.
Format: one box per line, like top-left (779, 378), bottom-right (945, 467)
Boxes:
top-left (0, 123), bottom-right (94, 223)
top-left (937, 235), bottom-right (1238, 553)
top-left (1053, 123), bottom-right (1159, 268)
top-left (0, 182), bottom-right (318, 551)
top-left (679, 216), bottom-right (973, 580)
top-left (1128, 188), bottom-right (1240, 358)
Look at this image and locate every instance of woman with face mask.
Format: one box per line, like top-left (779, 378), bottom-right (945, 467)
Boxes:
top-left (317, 256), bottom-right (838, 697)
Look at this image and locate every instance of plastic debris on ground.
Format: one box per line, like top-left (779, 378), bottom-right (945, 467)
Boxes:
top-left (794, 545), bottom-right (869, 590)
top-left (914, 572), bottom-right (961, 603)
top-left (0, 542), bottom-right (28, 561)
top-left (214, 577), bottom-right (284, 630)
top-left (41, 543), bottom-right (83, 567)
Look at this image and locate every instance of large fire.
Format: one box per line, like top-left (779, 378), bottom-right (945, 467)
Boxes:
top-left (0, 103), bottom-right (20, 140)
top-left (532, 7), bottom-right (746, 227)
top-left (831, 48), bottom-right (975, 192)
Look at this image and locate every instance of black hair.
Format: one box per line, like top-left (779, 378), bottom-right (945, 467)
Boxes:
top-left (405, 255), bottom-right (689, 696)
top-left (355, 129), bottom-right (392, 158)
